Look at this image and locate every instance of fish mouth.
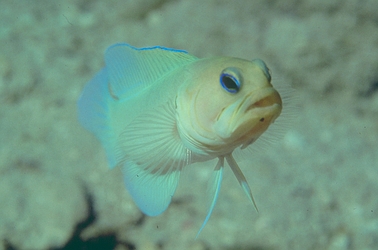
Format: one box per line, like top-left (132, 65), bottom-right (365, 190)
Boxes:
top-left (239, 87), bottom-right (282, 114)
top-left (246, 90), bottom-right (282, 112)
top-left (235, 87), bottom-right (282, 146)
top-left (215, 87), bottom-right (282, 146)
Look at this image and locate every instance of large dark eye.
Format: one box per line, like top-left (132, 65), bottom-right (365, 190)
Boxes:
top-left (220, 68), bottom-right (241, 93)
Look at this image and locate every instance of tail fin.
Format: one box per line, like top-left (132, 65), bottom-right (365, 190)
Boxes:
top-left (77, 69), bottom-right (117, 168)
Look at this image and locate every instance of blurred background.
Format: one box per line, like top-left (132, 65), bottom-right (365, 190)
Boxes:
top-left (0, 0), bottom-right (378, 249)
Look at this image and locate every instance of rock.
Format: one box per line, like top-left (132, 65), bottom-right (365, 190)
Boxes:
top-left (0, 169), bottom-right (87, 250)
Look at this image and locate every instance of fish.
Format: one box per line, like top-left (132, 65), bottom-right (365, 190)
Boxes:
top-left (77, 43), bottom-right (283, 237)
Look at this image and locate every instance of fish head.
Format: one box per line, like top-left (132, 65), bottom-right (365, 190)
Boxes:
top-left (176, 57), bottom-right (282, 156)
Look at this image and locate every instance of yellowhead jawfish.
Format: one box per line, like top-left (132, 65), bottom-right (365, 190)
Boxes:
top-left (78, 43), bottom-right (284, 237)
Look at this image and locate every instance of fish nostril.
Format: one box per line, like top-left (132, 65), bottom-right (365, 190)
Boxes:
top-left (259, 117), bottom-right (265, 122)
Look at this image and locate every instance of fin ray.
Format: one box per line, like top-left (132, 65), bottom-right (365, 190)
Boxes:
top-left (122, 161), bottom-right (180, 216)
top-left (226, 154), bottom-right (258, 212)
top-left (116, 101), bottom-right (192, 173)
top-left (77, 69), bottom-right (118, 168)
top-left (105, 43), bottom-right (197, 100)
top-left (196, 157), bottom-right (224, 238)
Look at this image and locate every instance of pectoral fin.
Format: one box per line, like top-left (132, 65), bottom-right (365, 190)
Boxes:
top-left (122, 160), bottom-right (181, 216)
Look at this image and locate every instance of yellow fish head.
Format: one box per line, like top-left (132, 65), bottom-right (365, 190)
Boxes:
top-left (176, 57), bottom-right (282, 156)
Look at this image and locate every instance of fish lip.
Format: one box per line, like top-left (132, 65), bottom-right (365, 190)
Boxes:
top-left (216, 87), bottom-right (280, 122)
top-left (227, 87), bottom-right (282, 139)
top-left (230, 102), bottom-right (282, 149)
top-left (241, 87), bottom-right (282, 127)
top-left (241, 87), bottom-right (282, 114)
top-left (214, 86), bottom-right (282, 145)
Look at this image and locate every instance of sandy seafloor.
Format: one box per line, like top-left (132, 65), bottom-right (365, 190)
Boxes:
top-left (1, 0), bottom-right (378, 249)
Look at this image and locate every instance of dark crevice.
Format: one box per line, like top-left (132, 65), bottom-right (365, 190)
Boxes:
top-left (52, 189), bottom-right (136, 250)
top-left (359, 79), bottom-right (378, 98)
top-left (133, 213), bottom-right (146, 227)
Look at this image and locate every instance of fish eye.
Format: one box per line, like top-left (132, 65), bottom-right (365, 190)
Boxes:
top-left (220, 68), bottom-right (241, 93)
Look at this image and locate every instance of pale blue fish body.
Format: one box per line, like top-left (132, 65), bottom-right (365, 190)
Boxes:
top-left (77, 43), bottom-right (283, 237)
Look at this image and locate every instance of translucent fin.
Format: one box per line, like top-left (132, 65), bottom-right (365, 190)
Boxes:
top-left (225, 154), bottom-right (258, 212)
top-left (105, 43), bottom-right (197, 100)
top-left (122, 161), bottom-right (181, 216)
top-left (117, 101), bottom-right (192, 215)
top-left (116, 101), bottom-right (192, 173)
top-left (77, 69), bottom-right (108, 138)
top-left (77, 69), bottom-right (117, 168)
top-left (196, 157), bottom-right (224, 239)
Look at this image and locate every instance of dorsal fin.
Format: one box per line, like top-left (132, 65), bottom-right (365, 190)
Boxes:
top-left (105, 43), bottom-right (198, 100)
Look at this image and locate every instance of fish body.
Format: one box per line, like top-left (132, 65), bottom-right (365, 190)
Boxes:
top-left (77, 43), bottom-right (283, 236)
